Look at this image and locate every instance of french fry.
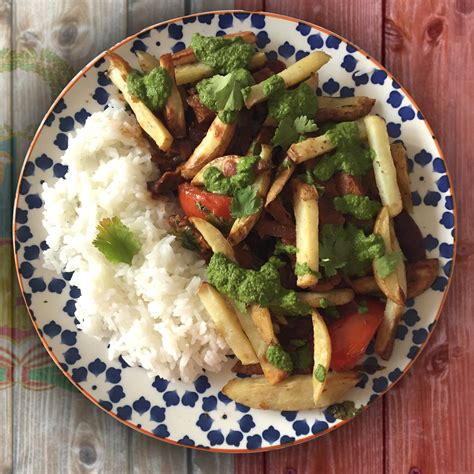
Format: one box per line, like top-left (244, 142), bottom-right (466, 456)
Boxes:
top-left (292, 180), bottom-right (319, 288)
top-left (106, 52), bottom-right (173, 151)
top-left (228, 144), bottom-right (273, 245)
top-left (352, 258), bottom-right (439, 299)
top-left (159, 53), bottom-right (187, 138)
top-left (191, 155), bottom-right (240, 186)
top-left (245, 51), bottom-right (331, 108)
top-left (175, 52), bottom-right (266, 86)
top-left (373, 207), bottom-right (406, 305)
top-left (288, 119), bottom-right (367, 164)
top-left (315, 96), bottom-right (376, 122)
top-left (312, 310), bottom-right (331, 404)
top-left (364, 115), bottom-right (403, 217)
top-left (171, 31), bottom-right (257, 66)
top-left (250, 305), bottom-right (277, 346)
top-left (188, 217), bottom-right (236, 262)
top-left (299, 289), bottom-right (355, 308)
top-left (374, 299), bottom-right (405, 360)
top-left (181, 116), bottom-right (236, 179)
top-left (235, 308), bottom-right (288, 385)
top-left (198, 283), bottom-right (258, 365)
top-left (405, 258), bottom-right (439, 298)
top-left (222, 371), bottom-right (361, 410)
top-left (391, 142), bottom-right (413, 213)
top-left (135, 50), bottom-right (160, 72)
top-left (265, 158), bottom-right (296, 207)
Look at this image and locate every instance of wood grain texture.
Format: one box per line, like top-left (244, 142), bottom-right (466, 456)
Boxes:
top-left (265, 399), bottom-right (385, 474)
top-left (127, 0), bottom-right (185, 35)
top-left (383, 1), bottom-right (473, 472)
top-left (265, 0), bottom-right (383, 60)
top-left (11, 1), bottom-right (130, 473)
top-left (235, 0), bottom-right (264, 10)
top-left (0, 0), bottom-right (13, 472)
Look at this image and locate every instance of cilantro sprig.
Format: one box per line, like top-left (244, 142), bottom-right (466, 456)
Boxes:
top-left (92, 217), bottom-right (141, 265)
top-left (272, 115), bottom-right (318, 149)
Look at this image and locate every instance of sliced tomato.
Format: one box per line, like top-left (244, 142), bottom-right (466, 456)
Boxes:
top-left (178, 183), bottom-right (232, 221)
top-left (328, 298), bottom-right (385, 371)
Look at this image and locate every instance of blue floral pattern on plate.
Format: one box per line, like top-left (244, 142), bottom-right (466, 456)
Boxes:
top-left (13, 11), bottom-right (455, 452)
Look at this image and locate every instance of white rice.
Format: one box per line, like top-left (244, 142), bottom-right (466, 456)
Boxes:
top-left (41, 103), bottom-right (228, 382)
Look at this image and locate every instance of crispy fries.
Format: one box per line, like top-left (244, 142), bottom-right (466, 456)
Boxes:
top-left (191, 155), bottom-right (240, 186)
top-left (391, 142), bottom-right (413, 213)
top-left (265, 158), bottom-right (296, 207)
top-left (175, 52), bottom-right (266, 86)
top-left (288, 119), bottom-right (366, 164)
top-left (181, 116), bottom-right (236, 179)
top-left (245, 51), bottom-right (331, 108)
top-left (228, 145), bottom-right (273, 245)
top-left (235, 308), bottom-right (288, 385)
top-left (198, 283), bottom-right (258, 364)
top-left (311, 310), bottom-right (331, 404)
top-left (135, 50), bottom-right (160, 72)
top-left (374, 299), bottom-right (405, 360)
top-left (250, 305), bottom-right (278, 346)
top-left (106, 52), bottom-right (173, 151)
top-left (373, 207), bottom-right (406, 305)
top-left (316, 96), bottom-right (375, 123)
top-left (171, 31), bottom-right (257, 66)
top-left (222, 371), bottom-right (361, 410)
top-left (365, 115), bottom-right (403, 217)
top-left (292, 180), bottom-right (319, 288)
top-left (188, 217), bottom-right (236, 261)
top-left (159, 53), bottom-right (187, 138)
top-left (299, 289), bottom-right (355, 308)
top-left (352, 258), bottom-right (439, 299)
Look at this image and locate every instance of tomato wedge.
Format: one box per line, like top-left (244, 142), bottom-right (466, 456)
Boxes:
top-left (178, 183), bottom-right (232, 221)
top-left (328, 298), bottom-right (385, 371)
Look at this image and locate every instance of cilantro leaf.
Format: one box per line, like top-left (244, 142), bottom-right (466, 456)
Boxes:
top-left (294, 115), bottom-right (318, 134)
top-left (272, 116), bottom-right (300, 149)
top-left (274, 240), bottom-right (298, 255)
top-left (295, 262), bottom-right (321, 278)
top-left (92, 217), bottom-right (141, 265)
top-left (272, 115), bottom-right (318, 150)
top-left (196, 69), bottom-right (255, 123)
top-left (230, 185), bottom-right (263, 218)
top-left (374, 250), bottom-right (403, 278)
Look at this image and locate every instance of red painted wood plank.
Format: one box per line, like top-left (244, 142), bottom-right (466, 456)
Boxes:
top-left (235, 0), bottom-right (264, 10)
top-left (383, 1), bottom-right (473, 472)
top-left (264, 0), bottom-right (383, 60)
top-left (233, 2), bottom-right (385, 473)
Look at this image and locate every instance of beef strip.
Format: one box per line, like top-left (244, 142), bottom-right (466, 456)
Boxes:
top-left (148, 170), bottom-right (183, 196)
top-left (335, 171), bottom-right (367, 196)
top-left (168, 214), bottom-right (210, 255)
top-left (186, 93), bottom-right (215, 124)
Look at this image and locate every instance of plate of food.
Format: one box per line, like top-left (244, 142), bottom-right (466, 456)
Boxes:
top-left (13, 10), bottom-right (456, 452)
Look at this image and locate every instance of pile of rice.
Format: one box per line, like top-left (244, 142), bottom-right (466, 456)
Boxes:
top-left (42, 103), bottom-right (228, 382)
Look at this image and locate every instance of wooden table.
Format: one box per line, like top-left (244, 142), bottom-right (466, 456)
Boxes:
top-left (0, 0), bottom-right (471, 472)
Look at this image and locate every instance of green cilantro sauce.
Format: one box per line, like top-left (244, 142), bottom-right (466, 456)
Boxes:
top-left (319, 223), bottom-right (385, 277)
top-left (329, 400), bottom-right (363, 420)
top-left (196, 68), bottom-right (255, 124)
top-left (262, 74), bottom-right (286, 97)
top-left (333, 194), bottom-right (381, 220)
top-left (313, 121), bottom-right (374, 181)
top-left (207, 253), bottom-right (311, 316)
top-left (203, 155), bottom-right (259, 196)
top-left (266, 345), bottom-right (293, 371)
top-left (374, 250), bottom-right (402, 278)
top-left (295, 262), bottom-right (321, 278)
top-left (314, 363), bottom-right (327, 382)
top-left (127, 68), bottom-right (171, 111)
top-left (190, 33), bottom-right (255, 74)
top-left (268, 83), bottom-right (317, 123)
